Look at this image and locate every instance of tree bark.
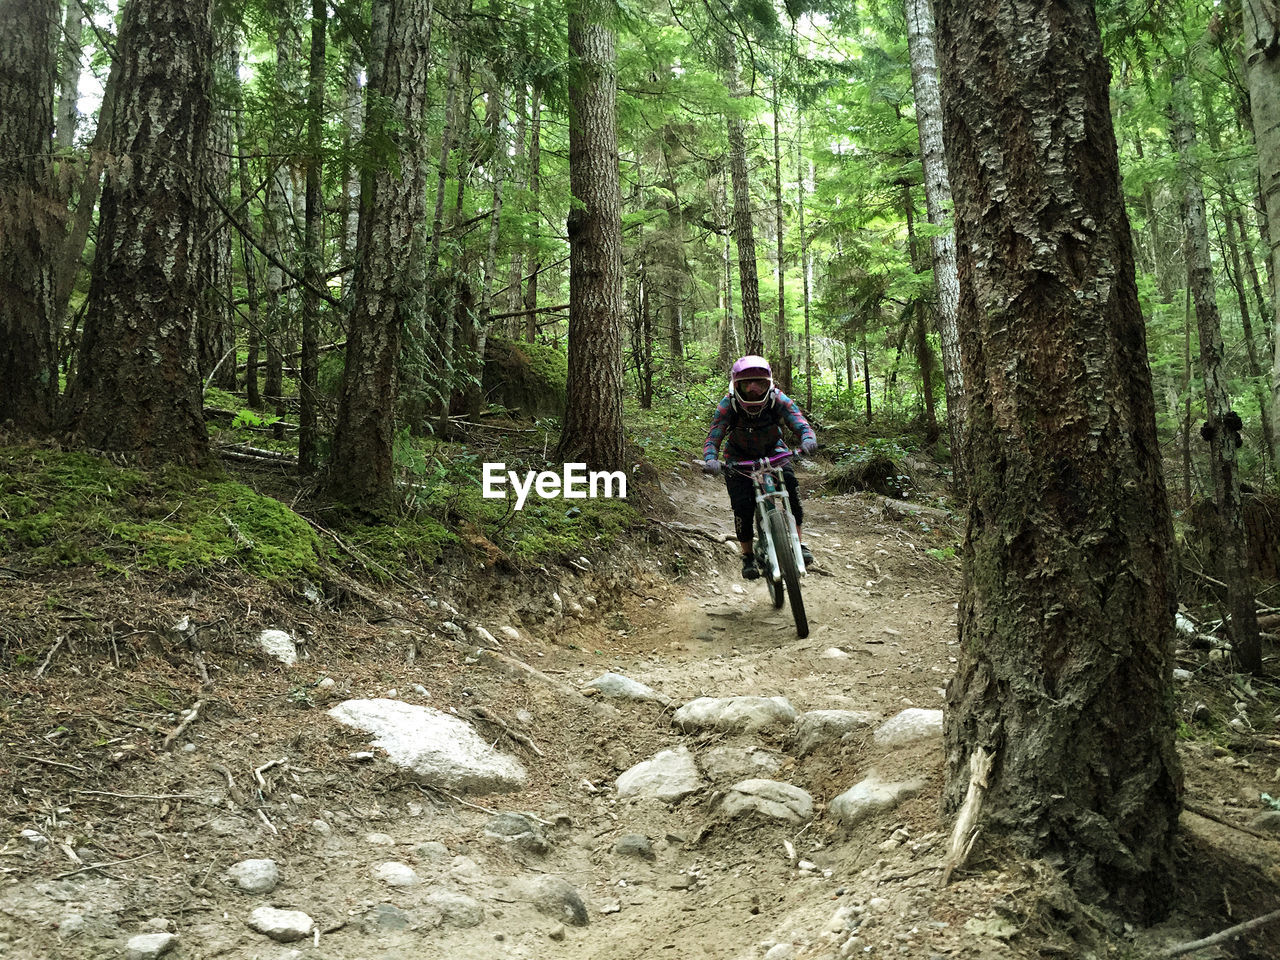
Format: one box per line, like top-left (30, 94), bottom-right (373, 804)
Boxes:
top-left (325, 0), bottom-right (433, 508)
top-left (298, 0), bottom-right (326, 475)
top-left (55, 2), bottom-right (81, 153)
top-left (341, 50), bottom-right (362, 300)
top-left (0, 0), bottom-right (59, 431)
top-left (906, 0), bottom-right (964, 484)
top-left (524, 85), bottom-right (542, 342)
top-left (772, 75), bottom-right (788, 377)
top-left (64, 0), bottom-right (213, 465)
top-left (935, 0), bottom-right (1181, 916)
top-left (1173, 75), bottom-right (1263, 674)
top-left (555, 0), bottom-right (624, 469)
top-left (233, 61), bottom-right (261, 408)
top-left (1240, 0), bottom-right (1280, 474)
top-left (722, 35), bottom-right (762, 357)
top-left (468, 72), bottom-right (505, 420)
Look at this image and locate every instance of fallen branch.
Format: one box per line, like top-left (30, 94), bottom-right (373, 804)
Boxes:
top-left (1183, 802), bottom-right (1280, 842)
top-left (942, 746), bottom-right (993, 886)
top-left (254, 758), bottom-right (285, 791)
top-left (162, 700), bottom-right (204, 751)
top-left (1159, 908), bottom-right (1280, 958)
top-left (464, 706), bottom-right (544, 757)
top-left (54, 852), bottom-right (155, 880)
top-left (33, 636), bottom-right (64, 679)
top-left (18, 754), bottom-right (84, 773)
top-left (74, 789), bottom-right (212, 803)
top-left (648, 517), bottom-right (735, 545)
top-left (210, 763), bottom-right (248, 806)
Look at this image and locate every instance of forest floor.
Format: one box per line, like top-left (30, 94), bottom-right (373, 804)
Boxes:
top-left (2, 455), bottom-right (1279, 960)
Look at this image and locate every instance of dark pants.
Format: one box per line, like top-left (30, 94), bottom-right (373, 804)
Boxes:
top-left (725, 464), bottom-right (802, 544)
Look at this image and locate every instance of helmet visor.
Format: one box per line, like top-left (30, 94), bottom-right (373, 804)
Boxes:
top-left (737, 378), bottom-right (770, 400)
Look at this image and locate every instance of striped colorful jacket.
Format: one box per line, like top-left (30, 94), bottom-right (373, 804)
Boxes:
top-left (703, 389), bottom-right (816, 463)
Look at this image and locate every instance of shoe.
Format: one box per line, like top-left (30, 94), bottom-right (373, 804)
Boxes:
top-left (800, 543), bottom-right (814, 566)
top-left (741, 556), bottom-right (761, 580)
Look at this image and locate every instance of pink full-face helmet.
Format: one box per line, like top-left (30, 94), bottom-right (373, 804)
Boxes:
top-left (730, 355), bottom-right (774, 415)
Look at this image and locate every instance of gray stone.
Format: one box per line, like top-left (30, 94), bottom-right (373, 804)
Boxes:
top-left (416, 841), bottom-right (449, 860)
top-left (525, 875), bottom-right (588, 926)
top-left (872, 708), bottom-right (943, 747)
top-left (257, 629), bottom-right (297, 666)
top-left (247, 906), bottom-right (314, 942)
top-left (582, 672), bottom-right (671, 705)
top-left (500, 626), bottom-right (521, 642)
top-left (424, 890), bottom-right (484, 928)
top-left (485, 812), bottom-right (549, 853)
top-left (790, 710), bottom-right (877, 757)
top-left (58, 915), bottom-right (86, 938)
top-left (764, 944), bottom-right (797, 960)
top-left (720, 780), bottom-right (814, 823)
top-left (829, 772), bottom-right (927, 827)
top-left (613, 834), bottom-right (655, 861)
top-left (125, 932), bottom-right (177, 960)
top-left (226, 858), bottom-right (279, 894)
top-left (615, 746), bottom-right (705, 802)
top-left (699, 744), bottom-right (784, 781)
top-left (372, 861), bottom-right (420, 886)
top-left (673, 696), bottom-right (798, 734)
top-left (365, 832), bottom-right (395, 846)
top-left (328, 698), bottom-right (526, 793)
top-left (363, 903), bottom-right (411, 933)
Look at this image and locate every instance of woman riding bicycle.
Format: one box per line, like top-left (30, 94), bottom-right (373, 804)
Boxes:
top-left (703, 355), bottom-right (817, 580)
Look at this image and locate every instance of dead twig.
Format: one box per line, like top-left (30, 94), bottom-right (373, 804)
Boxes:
top-left (464, 706), bottom-right (544, 757)
top-left (1183, 802), bottom-right (1280, 843)
top-left (162, 700), bottom-right (204, 751)
top-left (1159, 908), bottom-right (1280, 957)
top-left (33, 636), bottom-right (64, 679)
top-left (210, 763), bottom-right (248, 806)
top-left (54, 852), bottom-right (155, 880)
top-left (74, 789), bottom-right (213, 803)
top-left (254, 758), bottom-right (285, 791)
top-left (17, 754), bottom-right (85, 773)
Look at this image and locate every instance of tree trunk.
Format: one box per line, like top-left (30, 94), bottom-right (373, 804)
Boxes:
top-left (325, 0), bottom-right (433, 508)
top-left (341, 51), bottom-right (362, 300)
top-left (64, 0), bottom-right (213, 465)
top-left (299, 0), bottom-right (326, 475)
top-left (1173, 75), bottom-right (1263, 674)
top-left (772, 75), bottom-right (788, 374)
top-left (722, 35), bottom-right (762, 357)
top-left (507, 81), bottom-right (528, 330)
top-left (555, 0), bottom-right (624, 469)
top-left (1240, 0), bottom-right (1280, 473)
top-left (469, 73), bottom-right (505, 421)
top-left (0, 0), bottom-right (59, 431)
top-left (55, 2), bottom-right (82, 153)
top-left (234, 67), bottom-right (261, 408)
top-left (199, 13), bottom-right (236, 390)
top-left (935, 0), bottom-right (1181, 916)
top-left (906, 0), bottom-right (964, 482)
top-left (524, 85), bottom-right (542, 342)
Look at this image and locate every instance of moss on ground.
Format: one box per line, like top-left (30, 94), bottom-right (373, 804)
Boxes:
top-left (0, 447), bottom-right (321, 580)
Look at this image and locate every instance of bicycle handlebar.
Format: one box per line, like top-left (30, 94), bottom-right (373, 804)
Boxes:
top-left (725, 449), bottom-right (799, 469)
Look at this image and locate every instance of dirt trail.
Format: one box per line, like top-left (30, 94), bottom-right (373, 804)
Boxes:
top-left (4, 466), bottom-right (1278, 960)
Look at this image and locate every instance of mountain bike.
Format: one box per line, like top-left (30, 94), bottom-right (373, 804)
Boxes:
top-left (726, 450), bottom-right (809, 639)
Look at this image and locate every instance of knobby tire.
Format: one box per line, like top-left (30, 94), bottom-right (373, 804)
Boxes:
top-left (767, 509), bottom-right (808, 638)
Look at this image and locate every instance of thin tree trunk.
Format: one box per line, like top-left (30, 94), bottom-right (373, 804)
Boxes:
top-left (1173, 75), bottom-right (1262, 674)
top-left (0, 0), bottom-right (59, 431)
top-left (906, 0), bottom-right (964, 481)
top-left (299, 0), bottom-right (326, 475)
top-left (555, 0), bottom-right (625, 469)
top-left (722, 35), bottom-right (762, 356)
top-left (468, 74), bottom-right (505, 420)
top-left (524, 85), bottom-right (542, 342)
top-left (64, 0), bottom-right (214, 464)
top-left (234, 64), bottom-right (261, 408)
top-left (325, 0), bottom-right (433, 507)
top-left (507, 81), bottom-right (527, 330)
top-left (55, 2), bottom-right (82, 153)
top-left (772, 75), bottom-right (787, 379)
top-left (341, 51), bottom-right (362, 300)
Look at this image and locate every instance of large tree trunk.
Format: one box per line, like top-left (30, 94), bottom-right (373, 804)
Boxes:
top-left (299, 0), bottom-right (326, 475)
top-left (64, 0), bottom-right (213, 465)
top-left (555, 0), bottom-right (624, 469)
top-left (1240, 0), bottom-right (1280, 471)
top-left (1173, 76), bottom-right (1263, 674)
top-left (935, 0), bottom-right (1181, 917)
top-left (722, 35), bottom-right (762, 357)
top-left (0, 0), bottom-right (59, 432)
top-left (325, 0), bottom-right (433, 508)
top-left (906, 0), bottom-right (964, 482)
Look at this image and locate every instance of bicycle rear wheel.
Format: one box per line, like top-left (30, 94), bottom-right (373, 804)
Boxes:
top-left (767, 510), bottom-right (808, 638)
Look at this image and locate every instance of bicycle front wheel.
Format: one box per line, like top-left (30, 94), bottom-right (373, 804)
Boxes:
top-left (757, 516), bottom-right (784, 608)
top-left (767, 510), bottom-right (808, 638)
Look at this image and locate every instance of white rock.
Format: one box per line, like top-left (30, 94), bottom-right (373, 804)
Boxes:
top-left (764, 944), bottom-right (796, 960)
top-left (372, 861), bottom-right (419, 886)
top-left (829, 771), bottom-right (926, 827)
top-left (720, 779), bottom-right (813, 823)
top-left (247, 906), bottom-right (314, 942)
top-left (821, 647), bottom-right (851, 659)
top-left (257, 629), bottom-right (297, 666)
top-left (1173, 669), bottom-right (1192, 681)
top-left (317, 677), bottom-right (336, 690)
top-left (474, 626), bottom-right (500, 647)
top-left (698, 745), bottom-right (783, 781)
top-left (615, 746), bottom-right (705, 802)
top-left (500, 626), bottom-right (521, 642)
top-left (872, 708), bottom-right (943, 747)
top-left (790, 710), bottom-right (878, 757)
top-left (582, 672), bottom-right (670, 704)
top-left (310, 819), bottom-right (331, 835)
top-left (365, 832), bottom-right (395, 846)
top-left (424, 890), bottom-right (484, 927)
top-left (125, 932), bottom-right (177, 960)
top-left (226, 858), bottom-right (279, 894)
top-left (731, 584), bottom-right (745, 595)
top-left (58, 915), bottom-right (86, 938)
top-left (551, 592), bottom-right (564, 616)
top-left (674, 696), bottom-right (799, 734)
top-left (328, 698), bottom-right (527, 793)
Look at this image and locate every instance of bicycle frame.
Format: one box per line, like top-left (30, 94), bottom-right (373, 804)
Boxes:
top-left (727, 450), bottom-right (806, 581)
